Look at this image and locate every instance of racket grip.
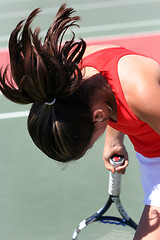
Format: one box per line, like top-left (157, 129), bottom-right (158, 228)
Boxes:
top-left (108, 155), bottom-right (124, 196)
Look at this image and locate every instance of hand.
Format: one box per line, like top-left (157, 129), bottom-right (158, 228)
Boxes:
top-left (103, 144), bottom-right (129, 174)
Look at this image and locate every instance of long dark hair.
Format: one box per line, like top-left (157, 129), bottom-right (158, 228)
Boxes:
top-left (0, 4), bottom-right (95, 162)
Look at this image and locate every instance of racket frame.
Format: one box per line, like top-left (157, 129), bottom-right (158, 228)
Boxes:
top-left (72, 155), bottom-right (137, 240)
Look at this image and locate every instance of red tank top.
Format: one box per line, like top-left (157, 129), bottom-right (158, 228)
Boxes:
top-left (82, 47), bottom-right (160, 157)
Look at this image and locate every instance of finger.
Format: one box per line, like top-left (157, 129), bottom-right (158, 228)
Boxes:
top-left (117, 168), bottom-right (126, 174)
top-left (115, 159), bottom-right (129, 174)
top-left (104, 160), bottom-right (115, 173)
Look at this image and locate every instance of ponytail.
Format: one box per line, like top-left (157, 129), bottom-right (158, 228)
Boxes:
top-left (0, 4), bottom-right (86, 104)
top-left (0, 4), bottom-right (94, 162)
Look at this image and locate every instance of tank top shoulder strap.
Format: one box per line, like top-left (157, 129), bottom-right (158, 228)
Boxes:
top-left (81, 47), bottom-right (135, 70)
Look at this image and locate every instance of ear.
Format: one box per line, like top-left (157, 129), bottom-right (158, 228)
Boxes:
top-left (92, 109), bottom-right (106, 123)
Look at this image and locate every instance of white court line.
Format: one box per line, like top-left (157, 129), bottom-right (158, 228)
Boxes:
top-left (0, 111), bottom-right (29, 120)
top-left (0, 0), bottom-right (32, 4)
top-left (0, 35), bottom-right (9, 43)
top-left (0, 0), bottom-right (160, 20)
top-left (73, 19), bottom-right (160, 34)
top-left (1, 29), bottom-right (160, 52)
top-left (85, 30), bottom-right (160, 43)
top-left (1, 18), bottom-right (160, 44)
top-left (66, 0), bottom-right (160, 11)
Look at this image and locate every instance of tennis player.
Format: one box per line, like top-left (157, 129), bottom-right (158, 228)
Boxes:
top-left (1, 4), bottom-right (160, 239)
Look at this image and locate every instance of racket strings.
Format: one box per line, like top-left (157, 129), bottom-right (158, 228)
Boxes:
top-left (97, 229), bottom-right (135, 240)
top-left (77, 222), bottom-right (135, 240)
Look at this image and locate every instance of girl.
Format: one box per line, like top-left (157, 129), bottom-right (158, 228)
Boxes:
top-left (1, 4), bottom-right (160, 239)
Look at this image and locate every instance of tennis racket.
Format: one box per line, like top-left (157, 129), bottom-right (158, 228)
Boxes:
top-left (72, 154), bottom-right (137, 240)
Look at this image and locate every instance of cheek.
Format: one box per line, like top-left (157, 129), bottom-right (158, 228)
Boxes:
top-left (97, 121), bottom-right (108, 138)
top-left (99, 125), bottom-right (107, 136)
top-left (92, 123), bottom-right (108, 146)
top-left (88, 120), bottom-right (108, 150)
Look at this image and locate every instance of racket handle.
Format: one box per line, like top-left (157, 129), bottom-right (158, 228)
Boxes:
top-left (108, 154), bottom-right (124, 196)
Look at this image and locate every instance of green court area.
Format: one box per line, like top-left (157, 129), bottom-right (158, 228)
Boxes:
top-left (0, 0), bottom-right (160, 239)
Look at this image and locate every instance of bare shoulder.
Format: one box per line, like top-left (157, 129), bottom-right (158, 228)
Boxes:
top-left (84, 44), bottom-right (120, 58)
top-left (118, 54), bottom-right (160, 106)
top-left (82, 45), bottom-right (120, 78)
top-left (118, 54), bottom-right (160, 134)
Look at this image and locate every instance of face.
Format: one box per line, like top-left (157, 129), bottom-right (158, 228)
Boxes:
top-left (87, 81), bottom-right (114, 150)
top-left (88, 118), bottom-right (108, 149)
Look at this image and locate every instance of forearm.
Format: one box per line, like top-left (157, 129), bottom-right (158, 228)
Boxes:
top-left (103, 125), bottom-right (128, 173)
top-left (104, 125), bottom-right (124, 151)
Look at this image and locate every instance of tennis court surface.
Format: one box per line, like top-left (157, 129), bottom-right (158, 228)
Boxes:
top-left (0, 0), bottom-right (160, 239)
